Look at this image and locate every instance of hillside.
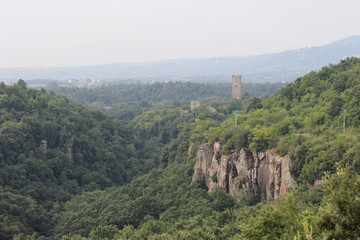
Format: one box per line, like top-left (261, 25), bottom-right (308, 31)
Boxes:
top-left (1, 36), bottom-right (360, 83)
top-left (52, 58), bottom-right (360, 239)
top-left (1, 58), bottom-right (360, 239)
top-left (0, 81), bottom-right (157, 238)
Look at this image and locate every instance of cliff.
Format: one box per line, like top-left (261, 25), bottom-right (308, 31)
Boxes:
top-left (192, 142), bottom-right (296, 202)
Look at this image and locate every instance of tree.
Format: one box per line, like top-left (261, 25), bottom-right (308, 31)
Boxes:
top-left (89, 225), bottom-right (119, 240)
top-left (328, 96), bottom-right (344, 118)
top-left (316, 164), bottom-right (360, 239)
top-left (246, 97), bottom-right (262, 112)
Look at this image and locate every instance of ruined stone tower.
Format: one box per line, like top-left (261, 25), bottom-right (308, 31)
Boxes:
top-left (232, 75), bottom-right (242, 100)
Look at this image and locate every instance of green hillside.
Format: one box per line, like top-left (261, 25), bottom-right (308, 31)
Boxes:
top-left (1, 58), bottom-right (360, 239)
top-left (210, 57), bottom-right (360, 182)
top-left (0, 81), bottom-right (157, 238)
top-left (55, 58), bottom-right (360, 239)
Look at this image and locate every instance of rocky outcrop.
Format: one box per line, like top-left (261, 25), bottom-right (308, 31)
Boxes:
top-left (67, 138), bottom-right (74, 161)
top-left (40, 139), bottom-right (48, 153)
top-left (192, 142), bottom-right (296, 202)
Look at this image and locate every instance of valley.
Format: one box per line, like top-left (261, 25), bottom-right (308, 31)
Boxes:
top-left (0, 58), bottom-right (360, 239)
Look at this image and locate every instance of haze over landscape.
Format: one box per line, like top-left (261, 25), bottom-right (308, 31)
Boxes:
top-left (1, 0), bottom-right (360, 68)
top-left (1, 1), bottom-right (360, 239)
top-left (1, 36), bottom-right (360, 83)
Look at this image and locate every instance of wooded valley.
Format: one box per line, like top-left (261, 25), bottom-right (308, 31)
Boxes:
top-left (1, 58), bottom-right (360, 239)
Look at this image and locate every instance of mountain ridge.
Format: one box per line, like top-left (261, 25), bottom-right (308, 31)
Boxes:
top-left (1, 36), bottom-right (360, 83)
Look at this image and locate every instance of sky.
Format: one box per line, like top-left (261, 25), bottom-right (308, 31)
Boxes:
top-left (1, 0), bottom-right (360, 68)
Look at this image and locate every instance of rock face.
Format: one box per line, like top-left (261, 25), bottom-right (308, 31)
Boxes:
top-left (40, 139), bottom-right (48, 153)
top-left (192, 142), bottom-right (296, 202)
top-left (67, 138), bottom-right (74, 161)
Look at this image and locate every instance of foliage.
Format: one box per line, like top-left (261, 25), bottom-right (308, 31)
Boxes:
top-left (0, 80), bottom-right (156, 238)
top-left (248, 125), bottom-right (277, 151)
top-left (2, 58), bottom-right (360, 239)
top-left (54, 163), bottom-right (220, 237)
top-left (246, 97), bottom-right (263, 112)
top-left (0, 187), bottom-right (51, 239)
top-left (88, 225), bottom-right (120, 240)
top-left (208, 58), bottom-right (360, 184)
top-left (52, 81), bottom-right (286, 111)
top-left (315, 164), bottom-right (360, 239)
top-left (52, 58), bottom-right (360, 239)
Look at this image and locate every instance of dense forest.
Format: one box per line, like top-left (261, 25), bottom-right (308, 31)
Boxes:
top-left (0, 81), bottom-right (158, 238)
top-left (51, 82), bottom-right (286, 121)
top-left (1, 58), bottom-right (360, 239)
top-left (51, 82), bottom-right (286, 105)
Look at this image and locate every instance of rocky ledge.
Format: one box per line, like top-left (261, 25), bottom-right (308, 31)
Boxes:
top-left (192, 142), bottom-right (296, 202)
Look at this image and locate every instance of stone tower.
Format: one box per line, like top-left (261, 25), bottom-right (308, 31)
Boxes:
top-left (232, 75), bottom-right (242, 100)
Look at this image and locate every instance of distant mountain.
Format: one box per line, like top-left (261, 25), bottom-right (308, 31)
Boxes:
top-left (1, 36), bottom-right (360, 83)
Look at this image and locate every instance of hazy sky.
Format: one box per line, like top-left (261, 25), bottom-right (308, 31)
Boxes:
top-left (1, 0), bottom-right (360, 68)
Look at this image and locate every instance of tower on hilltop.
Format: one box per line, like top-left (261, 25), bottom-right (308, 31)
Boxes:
top-left (232, 75), bottom-right (242, 100)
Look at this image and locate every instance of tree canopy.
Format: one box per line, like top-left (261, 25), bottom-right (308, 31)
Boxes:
top-left (1, 58), bottom-right (360, 239)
